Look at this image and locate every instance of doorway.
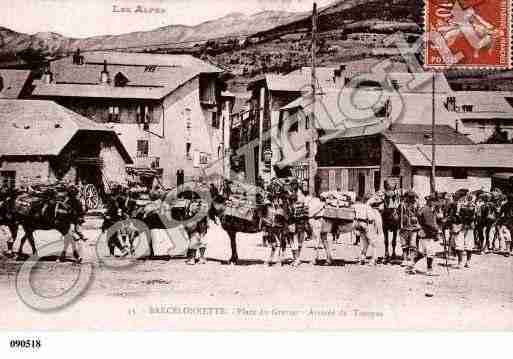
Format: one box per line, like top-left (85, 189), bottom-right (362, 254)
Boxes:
top-left (358, 173), bottom-right (366, 199)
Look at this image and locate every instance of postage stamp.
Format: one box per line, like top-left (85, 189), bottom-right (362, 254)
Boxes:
top-left (425, 0), bottom-right (512, 68)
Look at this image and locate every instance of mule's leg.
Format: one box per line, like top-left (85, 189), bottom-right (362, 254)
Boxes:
top-left (27, 231), bottom-right (38, 256)
top-left (475, 225), bottom-right (484, 253)
top-left (17, 232), bottom-right (28, 259)
top-left (383, 226), bottom-right (390, 262)
top-left (228, 230), bottom-right (238, 265)
top-left (266, 231), bottom-right (276, 266)
top-left (484, 225), bottom-right (492, 252)
top-left (59, 232), bottom-right (71, 261)
top-left (391, 229), bottom-right (398, 258)
top-left (321, 232), bottom-right (333, 265)
top-left (278, 232), bottom-right (288, 266)
top-left (4, 224), bottom-right (17, 257)
top-left (70, 237), bottom-right (82, 264)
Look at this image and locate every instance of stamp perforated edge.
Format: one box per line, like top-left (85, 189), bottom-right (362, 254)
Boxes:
top-left (423, 0), bottom-right (512, 70)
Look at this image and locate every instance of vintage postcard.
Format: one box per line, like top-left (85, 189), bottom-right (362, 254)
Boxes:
top-left (1, 0), bottom-right (513, 343)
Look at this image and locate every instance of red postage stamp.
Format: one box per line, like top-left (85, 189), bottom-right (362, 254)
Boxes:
top-left (425, 0), bottom-right (512, 69)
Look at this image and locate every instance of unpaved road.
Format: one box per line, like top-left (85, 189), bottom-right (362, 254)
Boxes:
top-left (0, 217), bottom-right (512, 330)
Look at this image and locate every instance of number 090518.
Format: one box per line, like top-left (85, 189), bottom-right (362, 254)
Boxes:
top-left (9, 339), bottom-right (41, 349)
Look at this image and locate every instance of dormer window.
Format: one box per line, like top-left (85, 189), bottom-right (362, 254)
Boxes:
top-left (108, 106), bottom-right (120, 122)
top-left (114, 72), bottom-right (129, 87)
top-left (136, 104), bottom-right (153, 130)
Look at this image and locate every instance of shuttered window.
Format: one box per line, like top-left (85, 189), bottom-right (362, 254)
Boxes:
top-left (0, 171), bottom-right (15, 189)
top-left (137, 140), bottom-right (149, 158)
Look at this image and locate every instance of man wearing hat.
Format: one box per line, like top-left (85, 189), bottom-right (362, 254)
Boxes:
top-left (499, 193), bottom-right (513, 256)
top-left (353, 193), bottom-right (382, 265)
top-left (399, 190), bottom-right (420, 267)
top-left (407, 194), bottom-right (440, 275)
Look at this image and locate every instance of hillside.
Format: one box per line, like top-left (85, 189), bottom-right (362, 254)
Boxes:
top-left (0, 10), bottom-right (304, 62)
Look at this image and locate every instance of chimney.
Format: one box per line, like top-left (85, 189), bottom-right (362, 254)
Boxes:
top-left (100, 60), bottom-right (110, 85)
top-left (72, 48), bottom-right (84, 65)
top-left (42, 63), bottom-right (53, 84)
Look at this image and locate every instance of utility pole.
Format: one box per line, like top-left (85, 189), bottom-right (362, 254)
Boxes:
top-left (309, 2), bottom-right (318, 196)
top-left (431, 72), bottom-right (436, 195)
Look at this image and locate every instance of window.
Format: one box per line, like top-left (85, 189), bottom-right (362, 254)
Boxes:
top-left (305, 141), bottom-right (310, 158)
top-left (151, 157), bottom-right (160, 169)
top-left (211, 112), bottom-right (219, 129)
top-left (0, 171), bottom-right (15, 189)
top-left (374, 171), bottom-right (381, 192)
top-left (108, 106), bottom-right (120, 122)
top-left (453, 168), bottom-right (468, 179)
top-left (186, 142), bottom-right (192, 160)
top-left (136, 104), bottom-right (153, 129)
top-left (136, 140), bottom-right (149, 158)
top-left (114, 72), bottom-right (129, 87)
top-left (393, 150), bottom-right (401, 165)
top-left (200, 152), bottom-right (209, 165)
top-left (305, 114), bottom-right (310, 130)
top-left (290, 120), bottom-right (299, 133)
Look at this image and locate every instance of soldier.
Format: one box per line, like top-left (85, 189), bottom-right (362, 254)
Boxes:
top-left (290, 188), bottom-right (309, 267)
top-left (354, 194), bottom-right (381, 265)
top-left (58, 185), bottom-right (85, 263)
top-left (399, 190), bottom-right (420, 267)
top-left (382, 180), bottom-right (402, 262)
top-left (499, 193), bottom-right (513, 257)
top-left (407, 194), bottom-right (441, 276)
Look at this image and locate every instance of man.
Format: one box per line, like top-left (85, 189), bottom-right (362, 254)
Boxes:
top-left (353, 194), bottom-right (381, 265)
top-left (399, 191), bottom-right (420, 267)
top-left (499, 193), bottom-right (513, 257)
top-left (58, 185), bottom-right (85, 263)
top-left (382, 180), bottom-right (401, 261)
top-left (290, 188), bottom-right (309, 267)
top-left (305, 192), bottom-right (332, 265)
top-left (407, 195), bottom-right (440, 276)
top-left (0, 183), bottom-right (17, 258)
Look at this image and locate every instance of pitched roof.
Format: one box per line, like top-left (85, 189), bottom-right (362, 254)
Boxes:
top-left (66, 51), bottom-right (221, 72)
top-left (384, 124), bottom-right (474, 145)
top-left (32, 51), bottom-right (221, 100)
top-left (0, 99), bottom-right (131, 162)
top-left (33, 82), bottom-right (179, 100)
top-left (395, 144), bottom-right (513, 168)
top-left (282, 88), bottom-right (391, 129)
top-left (0, 69), bottom-right (31, 99)
top-left (452, 91), bottom-right (513, 119)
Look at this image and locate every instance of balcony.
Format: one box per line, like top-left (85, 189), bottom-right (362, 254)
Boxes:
top-left (134, 156), bottom-right (160, 170)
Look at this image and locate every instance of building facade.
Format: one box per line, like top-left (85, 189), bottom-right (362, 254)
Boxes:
top-left (31, 51), bottom-right (227, 188)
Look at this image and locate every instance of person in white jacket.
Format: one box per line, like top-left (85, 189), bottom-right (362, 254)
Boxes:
top-left (353, 194), bottom-right (384, 265)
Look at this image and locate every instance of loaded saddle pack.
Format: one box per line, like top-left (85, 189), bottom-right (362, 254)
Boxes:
top-left (321, 191), bottom-right (356, 221)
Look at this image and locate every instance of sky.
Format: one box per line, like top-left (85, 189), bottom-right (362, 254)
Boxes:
top-left (1, 0), bottom-right (335, 38)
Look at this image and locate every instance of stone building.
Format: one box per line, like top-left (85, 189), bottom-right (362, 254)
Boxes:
top-left (0, 99), bottom-right (132, 206)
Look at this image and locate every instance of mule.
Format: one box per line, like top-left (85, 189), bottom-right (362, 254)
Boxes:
top-left (15, 191), bottom-right (81, 262)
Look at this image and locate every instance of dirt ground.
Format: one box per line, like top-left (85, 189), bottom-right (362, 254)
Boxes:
top-left (0, 216), bottom-right (512, 331)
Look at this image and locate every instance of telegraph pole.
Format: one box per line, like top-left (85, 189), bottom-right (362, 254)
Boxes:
top-left (431, 72), bottom-right (436, 195)
top-left (309, 2), bottom-right (318, 196)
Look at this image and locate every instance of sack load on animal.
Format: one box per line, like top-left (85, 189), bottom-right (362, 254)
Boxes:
top-left (292, 202), bottom-right (308, 219)
top-left (225, 196), bottom-right (257, 222)
top-left (320, 191), bottom-right (355, 220)
top-left (14, 193), bottom-right (43, 216)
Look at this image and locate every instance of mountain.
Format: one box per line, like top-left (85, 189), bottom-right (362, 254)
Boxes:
top-left (0, 10), bottom-right (305, 60)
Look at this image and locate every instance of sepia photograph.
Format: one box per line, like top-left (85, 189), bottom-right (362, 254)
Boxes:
top-left (0, 0), bottom-right (512, 343)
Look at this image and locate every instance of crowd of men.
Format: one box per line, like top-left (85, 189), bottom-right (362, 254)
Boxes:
top-left (2, 178), bottom-right (513, 275)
